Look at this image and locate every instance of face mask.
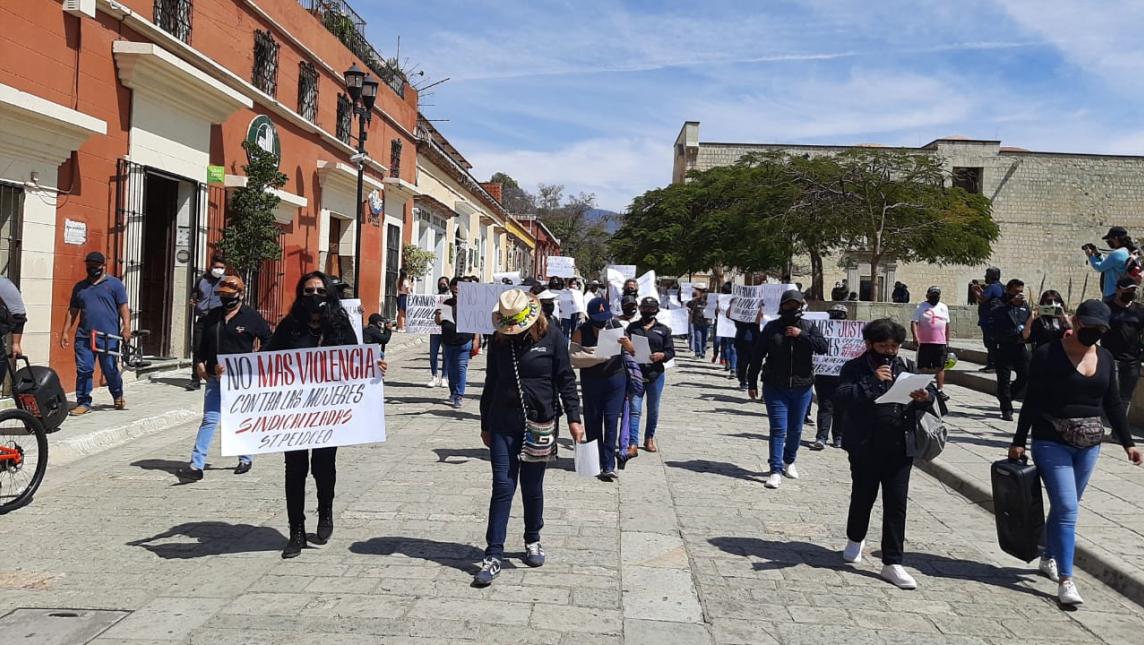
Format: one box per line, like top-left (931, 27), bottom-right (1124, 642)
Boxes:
top-left (211, 268), bottom-right (225, 279)
top-left (869, 349), bottom-right (897, 364)
top-left (623, 287), bottom-right (638, 296)
top-left (590, 318), bottom-right (606, 329)
top-left (640, 310), bottom-right (657, 323)
top-left (87, 267), bottom-right (103, 279)
top-left (622, 307), bottom-right (637, 318)
top-left (541, 302), bottom-right (555, 317)
top-left (1121, 292), bottom-right (1136, 304)
top-left (927, 295), bottom-right (940, 305)
top-left (1076, 327), bottom-right (1103, 347)
top-left (221, 295), bottom-right (240, 310)
top-left (780, 307), bottom-right (802, 320)
top-left (303, 294), bottom-right (326, 315)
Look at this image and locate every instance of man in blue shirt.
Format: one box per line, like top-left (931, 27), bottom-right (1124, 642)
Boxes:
top-left (1087, 226), bottom-right (1134, 299)
top-left (60, 251), bottom-right (131, 415)
top-left (972, 267), bottom-right (1004, 372)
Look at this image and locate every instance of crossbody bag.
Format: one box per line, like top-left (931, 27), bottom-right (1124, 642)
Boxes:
top-left (511, 342), bottom-right (559, 463)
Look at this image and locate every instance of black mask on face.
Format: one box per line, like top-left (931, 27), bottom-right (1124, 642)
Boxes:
top-left (780, 307), bottom-right (802, 321)
top-left (541, 302), bottom-right (555, 317)
top-left (87, 267), bottom-right (103, 279)
top-left (1120, 291), bottom-right (1136, 304)
top-left (622, 306), bottom-right (637, 318)
top-left (927, 295), bottom-right (940, 305)
top-left (303, 294), bottom-right (326, 316)
top-left (869, 349), bottom-right (897, 365)
top-left (221, 295), bottom-right (241, 310)
top-left (590, 318), bottom-right (607, 329)
top-left (640, 310), bottom-right (657, 323)
top-left (1076, 327), bottom-right (1103, 347)
top-left (623, 287), bottom-right (639, 297)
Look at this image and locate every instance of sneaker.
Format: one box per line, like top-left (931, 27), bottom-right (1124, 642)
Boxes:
top-left (880, 564), bottom-right (918, 590)
top-left (810, 441), bottom-right (826, 451)
top-left (843, 539), bottom-right (864, 564)
top-left (524, 542), bottom-right (546, 568)
top-left (784, 464), bottom-right (799, 479)
top-left (282, 525), bottom-right (306, 559)
top-left (175, 465), bottom-right (204, 482)
top-left (832, 439), bottom-right (843, 449)
top-left (426, 377), bottom-right (438, 388)
top-left (1058, 579), bottom-right (1083, 605)
top-left (186, 380), bottom-right (201, 391)
top-left (69, 405), bottom-right (92, 416)
top-left (114, 397), bottom-right (126, 410)
top-left (937, 390), bottom-right (950, 403)
top-left (1039, 556), bottom-right (1060, 583)
top-left (598, 470), bottom-right (618, 482)
top-left (473, 557), bottom-right (502, 586)
top-left (1001, 411), bottom-right (1014, 422)
top-left (452, 397), bottom-right (463, 409)
top-left (764, 473), bottom-right (782, 489)
top-left (234, 461), bottom-right (252, 475)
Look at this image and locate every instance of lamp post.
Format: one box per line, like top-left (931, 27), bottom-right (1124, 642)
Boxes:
top-left (343, 63), bottom-right (378, 297)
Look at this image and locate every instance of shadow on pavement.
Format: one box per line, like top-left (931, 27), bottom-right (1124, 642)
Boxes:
top-left (349, 536), bottom-right (491, 572)
top-left (433, 448), bottom-right (488, 463)
top-left (386, 396), bottom-right (449, 405)
top-left (128, 522), bottom-right (285, 559)
top-left (666, 459), bottom-right (769, 482)
top-left (724, 432), bottom-right (770, 441)
top-left (699, 393), bottom-right (750, 404)
top-left (418, 409), bottom-right (482, 422)
top-left (710, 407), bottom-right (762, 418)
top-left (131, 459), bottom-right (194, 475)
top-left (150, 377), bottom-right (195, 389)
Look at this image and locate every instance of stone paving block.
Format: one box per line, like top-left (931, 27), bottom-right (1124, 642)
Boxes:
top-left (408, 597), bottom-right (532, 626)
top-left (304, 575), bottom-right (380, 594)
top-left (624, 618), bottom-right (713, 644)
top-left (98, 596), bottom-right (227, 641)
top-left (621, 566), bottom-right (703, 623)
top-left (529, 604), bottom-right (623, 634)
top-left (850, 608), bottom-right (937, 633)
top-left (775, 622), bottom-right (883, 645)
top-left (621, 531), bottom-right (690, 569)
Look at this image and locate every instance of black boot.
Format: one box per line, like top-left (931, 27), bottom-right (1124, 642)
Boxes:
top-left (282, 524), bottom-right (306, 559)
top-left (314, 506), bottom-right (333, 544)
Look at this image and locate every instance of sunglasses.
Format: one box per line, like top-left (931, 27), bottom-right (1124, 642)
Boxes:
top-left (303, 287), bottom-right (327, 295)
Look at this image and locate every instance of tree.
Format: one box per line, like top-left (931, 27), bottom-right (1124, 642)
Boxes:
top-left (535, 184), bottom-right (612, 276)
top-left (402, 243), bottom-right (436, 279)
top-left (488, 172), bottom-right (536, 215)
top-left (218, 140), bottom-right (286, 287)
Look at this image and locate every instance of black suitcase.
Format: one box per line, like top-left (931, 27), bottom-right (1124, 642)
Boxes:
top-left (11, 356), bottom-right (68, 433)
top-left (991, 457), bottom-right (1045, 562)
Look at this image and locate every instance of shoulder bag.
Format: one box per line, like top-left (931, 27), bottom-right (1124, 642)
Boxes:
top-left (511, 341), bottom-right (558, 463)
top-left (1048, 416), bottom-right (1105, 448)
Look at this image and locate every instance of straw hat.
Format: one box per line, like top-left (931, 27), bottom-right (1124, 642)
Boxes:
top-left (492, 289), bottom-right (541, 335)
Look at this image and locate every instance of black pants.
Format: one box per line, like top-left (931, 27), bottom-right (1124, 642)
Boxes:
top-left (734, 339), bottom-right (751, 386)
top-left (1117, 359), bottom-right (1141, 420)
top-left (190, 316), bottom-right (206, 382)
top-left (847, 448), bottom-right (913, 565)
top-left (994, 341), bottom-right (1029, 415)
top-left (285, 447), bottom-right (337, 528)
top-left (981, 328), bottom-right (997, 369)
top-left (814, 377), bottom-right (840, 443)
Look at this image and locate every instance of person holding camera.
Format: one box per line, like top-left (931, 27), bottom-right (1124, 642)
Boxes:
top-left (364, 313), bottom-right (393, 353)
top-left (991, 279), bottom-right (1033, 421)
top-left (972, 267), bottom-right (1004, 372)
top-left (1085, 227), bottom-right (1137, 299)
top-left (1029, 290), bottom-right (1070, 351)
top-left (1102, 277), bottom-right (1144, 418)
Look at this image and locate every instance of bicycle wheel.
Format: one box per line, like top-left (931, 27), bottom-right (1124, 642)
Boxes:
top-left (0, 408), bottom-right (48, 514)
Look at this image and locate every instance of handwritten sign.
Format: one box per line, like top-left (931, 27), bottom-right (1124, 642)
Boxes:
top-left (340, 299), bottom-right (364, 344)
top-left (547, 256), bottom-right (576, 278)
top-left (605, 264), bottom-right (637, 280)
top-left (810, 319), bottom-right (868, 376)
top-left (220, 345), bottom-right (385, 456)
top-left (406, 294), bottom-right (447, 335)
top-left (457, 282), bottom-right (516, 334)
top-left (728, 286), bottom-right (763, 323)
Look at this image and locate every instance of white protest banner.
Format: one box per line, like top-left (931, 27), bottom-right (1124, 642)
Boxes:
top-left (405, 294), bottom-right (444, 335)
top-left (665, 289), bottom-right (681, 309)
top-left (606, 264), bottom-right (637, 280)
top-left (220, 345), bottom-right (385, 456)
top-left (558, 289), bottom-right (586, 316)
top-left (729, 285), bottom-right (763, 323)
top-left (339, 299), bottom-right (364, 343)
top-left (715, 295), bottom-right (737, 338)
top-left (811, 319), bottom-right (868, 376)
top-left (680, 282), bottom-right (695, 301)
top-left (637, 270), bottom-right (657, 301)
top-left (457, 282), bottom-right (515, 334)
top-left (493, 271), bottom-right (521, 285)
top-left (662, 308), bottom-right (689, 336)
top-left (761, 283), bottom-right (798, 316)
top-left (703, 294), bottom-right (718, 320)
top-left (547, 256), bottom-right (576, 278)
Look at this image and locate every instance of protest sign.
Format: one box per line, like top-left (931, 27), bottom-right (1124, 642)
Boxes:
top-left (548, 256), bottom-right (576, 278)
top-left (220, 345), bottom-right (385, 456)
top-left (606, 264), bottom-right (637, 280)
top-left (595, 327), bottom-right (626, 358)
top-left (339, 299), bottom-right (364, 343)
top-left (405, 294), bottom-right (447, 334)
top-left (558, 289), bottom-right (586, 316)
top-left (637, 270), bottom-right (657, 301)
top-left (715, 295), bottom-right (736, 338)
top-left (493, 271), bottom-right (521, 285)
top-left (665, 289), bottom-right (681, 309)
top-left (728, 285), bottom-right (763, 323)
top-left (761, 283), bottom-right (797, 316)
top-left (662, 308), bottom-right (689, 336)
top-left (456, 282), bottom-right (515, 334)
top-left (630, 334), bottom-right (652, 363)
top-left (680, 282), bottom-right (695, 301)
top-left (703, 294), bottom-right (718, 320)
top-left (810, 319), bottom-right (868, 376)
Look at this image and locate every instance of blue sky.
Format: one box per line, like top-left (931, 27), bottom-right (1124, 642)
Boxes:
top-left (360, 0), bottom-right (1144, 212)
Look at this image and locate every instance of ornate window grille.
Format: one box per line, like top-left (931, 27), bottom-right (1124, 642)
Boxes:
top-left (390, 139), bottom-right (403, 178)
top-left (298, 61), bottom-right (319, 123)
top-left (252, 30), bottom-right (279, 97)
top-left (154, 0), bottom-right (192, 43)
top-left (336, 93), bottom-right (352, 144)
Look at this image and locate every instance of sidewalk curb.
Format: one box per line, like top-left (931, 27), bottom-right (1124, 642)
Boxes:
top-left (916, 456), bottom-right (1144, 608)
top-left (52, 408), bottom-right (201, 466)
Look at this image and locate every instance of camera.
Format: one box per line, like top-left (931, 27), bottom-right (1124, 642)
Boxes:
top-left (1039, 304), bottom-right (1064, 317)
top-left (1082, 243), bottom-right (1098, 254)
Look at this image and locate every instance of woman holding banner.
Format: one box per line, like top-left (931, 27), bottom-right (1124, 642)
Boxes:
top-left (573, 297), bottom-right (634, 480)
top-left (436, 283), bottom-right (481, 409)
top-left (267, 271), bottom-right (386, 559)
top-left (474, 289), bottom-right (584, 586)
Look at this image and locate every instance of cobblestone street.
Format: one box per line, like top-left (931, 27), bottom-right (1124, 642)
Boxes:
top-left (2, 342), bottom-right (1144, 644)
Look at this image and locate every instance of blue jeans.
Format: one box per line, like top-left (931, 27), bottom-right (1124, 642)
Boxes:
top-left (582, 371), bottom-right (627, 473)
top-left (74, 336), bottom-right (123, 407)
top-left (762, 384), bottom-right (813, 473)
top-left (443, 341), bottom-right (472, 400)
top-left (191, 378), bottom-right (251, 469)
top-left (561, 316), bottom-right (579, 339)
top-left (721, 338), bottom-right (737, 372)
top-left (1034, 439), bottom-right (1100, 578)
top-left (629, 373), bottom-right (666, 445)
top-left (692, 324), bottom-right (709, 357)
top-left (485, 430), bottom-right (546, 559)
top-left (428, 334), bottom-right (442, 377)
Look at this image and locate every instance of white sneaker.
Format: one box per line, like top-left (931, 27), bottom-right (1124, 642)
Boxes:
top-left (1039, 557), bottom-right (1060, 582)
top-left (435, 376), bottom-right (444, 388)
top-left (843, 539), bottom-right (864, 564)
top-left (764, 473), bottom-right (782, 489)
top-left (1058, 579), bottom-right (1084, 605)
top-left (426, 377), bottom-right (438, 388)
top-left (784, 464), bottom-right (799, 479)
top-left (880, 564), bottom-right (917, 590)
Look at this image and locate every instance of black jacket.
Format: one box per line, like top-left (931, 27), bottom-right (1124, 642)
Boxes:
top-left (363, 324), bottom-right (392, 350)
top-left (835, 352), bottom-right (926, 454)
top-left (1103, 299), bottom-right (1144, 362)
top-left (626, 318), bottom-right (676, 381)
top-left (194, 304), bottom-right (272, 374)
top-left (480, 326), bottom-right (582, 434)
top-left (746, 317), bottom-right (828, 389)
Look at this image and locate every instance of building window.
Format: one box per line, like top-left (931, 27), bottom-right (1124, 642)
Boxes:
top-left (336, 93), bottom-right (352, 144)
top-left (252, 30), bottom-right (279, 97)
top-left (298, 61), bottom-right (319, 123)
top-left (154, 0), bottom-right (192, 43)
top-left (952, 167), bottom-right (983, 194)
top-left (390, 139), bottom-right (403, 178)
top-left (0, 182), bottom-right (23, 287)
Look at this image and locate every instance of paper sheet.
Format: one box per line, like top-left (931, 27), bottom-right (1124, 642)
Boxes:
top-left (631, 334), bottom-right (653, 364)
top-left (874, 372), bottom-right (934, 405)
top-left (575, 440), bottom-right (602, 477)
top-left (594, 327), bottom-right (626, 358)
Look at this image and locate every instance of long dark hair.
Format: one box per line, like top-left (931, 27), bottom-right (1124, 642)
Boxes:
top-left (289, 271), bottom-right (355, 342)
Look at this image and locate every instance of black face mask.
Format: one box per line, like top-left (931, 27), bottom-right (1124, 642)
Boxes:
top-left (1076, 327), bottom-right (1103, 347)
top-left (780, 307), bottom-right (802, 321)
top-left (622, 307), bottom-right (637, 318)
top-left (623, 287), bottom-right (639, 296)
top-left (541, 302), bottom-right (555, 317)
top-left (1121, 292), bottom-right (1136, 304)
top-left (221, 295), bottom-right (241, 310)
top-left (590, 318), bottom-right (607, 329)
top-left (927, 296), bottom-right (940, 305)
top-left (640, 310), bottom-right (657, 323)
top-left (87, 267), bottom-right (103, 279)
top-left (438, 284), bottom-right (450, 294)
top-left (869, 349), bottom-right (897, 365)
top-left (303, 294), bottom-right (326, 316)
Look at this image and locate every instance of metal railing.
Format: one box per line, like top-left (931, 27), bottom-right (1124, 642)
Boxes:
top-left (154, 0), bottom-right (192, 43)
top-left (301, 0), bottom-right (405, 98)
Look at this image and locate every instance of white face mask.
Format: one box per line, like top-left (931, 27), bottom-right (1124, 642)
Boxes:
top-left (210, 268), bottom-right (225, 279)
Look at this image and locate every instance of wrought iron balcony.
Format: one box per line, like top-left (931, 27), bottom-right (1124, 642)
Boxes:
top-left (302, 0), bottom-right (406, 98)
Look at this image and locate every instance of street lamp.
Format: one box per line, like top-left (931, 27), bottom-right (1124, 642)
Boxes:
top-left (344, 64), bottom-right (379, 297)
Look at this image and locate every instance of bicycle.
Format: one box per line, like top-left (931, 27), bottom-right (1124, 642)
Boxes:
top-left (0, 358), bottom-right (49, 515)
